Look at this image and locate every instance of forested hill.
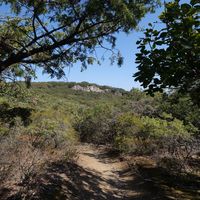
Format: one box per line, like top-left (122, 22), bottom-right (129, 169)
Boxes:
top-left (31, 81), bottom-right (128, 95)
top-left (30, 81), bottom-right (200, 129)
top-left (1, 81), bottom-right (200, 199)
top-left (1, 81), bottom-right (200, 130)
top-left (28, 81), bottom-right (132, 110)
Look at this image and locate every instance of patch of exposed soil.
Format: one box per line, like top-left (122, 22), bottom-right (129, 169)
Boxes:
top-left (1, 144), bottom-right (200, 200)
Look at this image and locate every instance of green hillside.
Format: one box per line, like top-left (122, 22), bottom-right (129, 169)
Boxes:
top-left (0, 82), bottom-right (200, 199)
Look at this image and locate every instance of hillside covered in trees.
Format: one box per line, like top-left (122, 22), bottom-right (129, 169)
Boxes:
top-left (0, 81), bottom-right (200, 199)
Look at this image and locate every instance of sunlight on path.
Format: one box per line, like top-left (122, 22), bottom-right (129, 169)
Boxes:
top-left (76, 144), bottom-right (140, 199)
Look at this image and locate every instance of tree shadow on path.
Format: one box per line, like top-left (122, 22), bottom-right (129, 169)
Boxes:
top-left (3, 147), bottom-right (200, 200)
top-left (31, 161), bottom-right (173, 200)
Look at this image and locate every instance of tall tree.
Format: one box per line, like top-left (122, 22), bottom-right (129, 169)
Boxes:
top-left (134, 0), bottom-right (200, 104)
top-left (0, 0), bottom-right (159, 81)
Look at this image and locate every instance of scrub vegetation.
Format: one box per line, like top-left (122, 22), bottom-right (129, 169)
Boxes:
top-left (0, 0), bottom-right (199, 199)
top-left (0, 81), bottom-right (199, 199)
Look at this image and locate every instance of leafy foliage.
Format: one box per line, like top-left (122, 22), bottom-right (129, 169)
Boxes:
top-left (113, 112), bottom-right (195, 154)
top-left (134, 0), bottom-right (200, 104)
top-left (0, 82), bottom-right (33, 103)
top-left (159, 92), bottom-right (200, 130)
top-left (0, 81), bottom-right (199, 193)
top-left (0, 0), bottom-right (160, 80)
top-left (75, 104), bottom-right (116, 144)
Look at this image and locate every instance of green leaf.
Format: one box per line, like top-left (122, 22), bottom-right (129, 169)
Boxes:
top-left (134, 0), bottom-right (200, 105)
top-left (159, 32), bottom-right (168, 38)
top-left (191, 0), bottom-right (200, 6)
top-left (155, 41), bottom-right (163, 45)
top-left (136, 40), bottom-right (141, 45)
top-left (181, 3), bottom-right (191, 13)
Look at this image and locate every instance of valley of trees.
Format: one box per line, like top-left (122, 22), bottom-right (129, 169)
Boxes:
top-left (0, 0), bottom-right (200, 200)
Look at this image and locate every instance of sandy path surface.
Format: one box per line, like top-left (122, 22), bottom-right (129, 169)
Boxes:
top-left (75, 144), bottom-right (139, 199)
top-left (2, 144), bottom-right (198, 200)
top-left (1, 144), bottom-right (142, 200)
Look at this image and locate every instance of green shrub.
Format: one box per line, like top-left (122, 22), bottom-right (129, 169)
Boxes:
top-left (114, 113), bottom-right (143, 136)
top-left (0, 109), bottom-right (78, 190)
top-left (114, 135), bottom-right (137, 153)
top-left (113, 113), bottom-right (142, 153)
top-left (27, 109), bottom-right (78, 144)
top-left (141, 116), bottom-right (190, 139)
top-left (75, 104), bottom-right (115, 144)
top-left (159, 93), bottom-right (200, 130)
top-left (113, 113), bottom-right (195, 155)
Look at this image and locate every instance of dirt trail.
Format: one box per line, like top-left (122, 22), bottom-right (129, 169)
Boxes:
top-left (2, 144), bottom-right (198, 200)
top-left (5, 144), bottom-right (197, 200)
top-left (75, 144), bottom-right (140, 199)
top-left (1, 144), bottom-right (149, 200)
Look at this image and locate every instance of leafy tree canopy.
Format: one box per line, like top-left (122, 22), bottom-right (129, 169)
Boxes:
top-left (134, 0), bottom-right (200, 104)
top-left (0, 0), bottom-right (159, 81)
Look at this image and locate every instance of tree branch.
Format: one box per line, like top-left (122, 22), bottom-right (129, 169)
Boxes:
top-left (0, 17), bottom-right (120, 74)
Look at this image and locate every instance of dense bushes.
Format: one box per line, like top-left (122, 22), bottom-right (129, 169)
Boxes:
top-left (112, 113), bottom-right (199, 172)
top-left (0, 107), bottom-right (78, 198)
top-left (0, 81), bottom-right (199, 193)
top-left (28, 110), bottom-right (78, 143)
top-left (74, 103), bottom-right (199, 173)
top-left (114, 114), bottom-right (190, 153)
top-left (75, 104), bottom-right (116, 144)
top-left (159, 94), bottom-right (200, 130)
top-left (74, 102), bottom-right (199, 173)
top-left (76, 107), bottom-right (196, 155)
top-left (71, 87), bottom-right (199, 173)
top-left (116, 113), bottom-right (196, 142)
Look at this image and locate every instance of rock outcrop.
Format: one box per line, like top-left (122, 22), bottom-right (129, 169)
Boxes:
top-left (72, 85), bottom-right (105, 93)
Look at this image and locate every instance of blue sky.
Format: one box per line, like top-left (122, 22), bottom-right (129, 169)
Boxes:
top-left (0, 1), bottom-right (177, 90)
top-left (36, 5), bottom-right (164, 91)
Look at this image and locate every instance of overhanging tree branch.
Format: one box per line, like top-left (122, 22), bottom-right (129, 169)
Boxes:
top-left (0, 0), bottom-right (160, 78)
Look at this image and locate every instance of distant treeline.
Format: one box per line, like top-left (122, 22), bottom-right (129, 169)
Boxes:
top-left (31, 81), bottom-right (129, 95)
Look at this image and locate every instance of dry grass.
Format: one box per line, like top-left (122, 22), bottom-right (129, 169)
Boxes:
top-left (0, 131), bottom-right (77, 200)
